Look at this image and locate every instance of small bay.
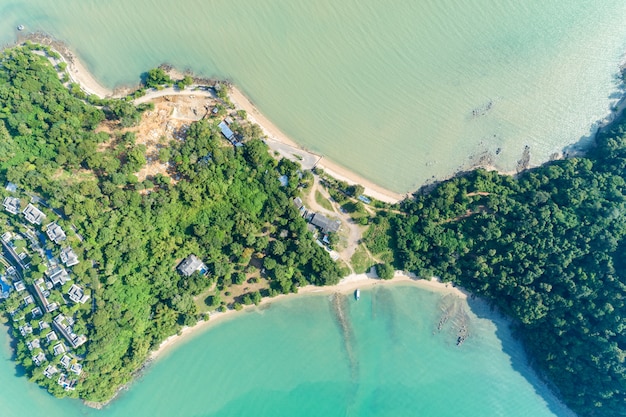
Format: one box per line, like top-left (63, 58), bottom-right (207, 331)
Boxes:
top-left (0, 286), bottom-right (574, 416)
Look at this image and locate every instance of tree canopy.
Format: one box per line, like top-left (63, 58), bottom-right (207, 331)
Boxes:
top-left (0, 45), bottom-right (341, 402)
top-left (366, 120), bottom-right (626, 416)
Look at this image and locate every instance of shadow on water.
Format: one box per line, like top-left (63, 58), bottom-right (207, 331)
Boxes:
top-left (465, 296), bottom-right (577, 417)
top-left (329, 293), bottom-right (358, 380)
top-left (2, 323), bottom-right (26, 377)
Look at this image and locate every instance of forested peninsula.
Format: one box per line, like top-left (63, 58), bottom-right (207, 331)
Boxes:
top-left (0, 43), bottom-right (624, 417)
top-left (365, 124), bottom-right (626, 414)
top-left (0, 44), bottom-right (341, 402)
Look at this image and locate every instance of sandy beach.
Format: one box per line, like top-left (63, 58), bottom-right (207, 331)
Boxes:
top-left (228, 87), bottom-right (404, 204)
top-left (148, 272), bottom-right (466, 362)
top-left (33, 37), bottom-right (403, 203)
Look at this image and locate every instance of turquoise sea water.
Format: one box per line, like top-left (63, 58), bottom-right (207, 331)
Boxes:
top-left (2, 1), bottom-right (626, 192)
top-left (0, 285), bottom-right (575, 417)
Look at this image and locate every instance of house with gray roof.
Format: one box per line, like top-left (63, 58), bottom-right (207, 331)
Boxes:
top-left (53, 314), bottom-right (87, 348)
top-left (60, 247), bottom-right (79, 267)
top-left (44, 364), bottom-right (58, 379)
top-left (218, 121), bottom-right (235, 140)
top-left (13, 280), bottom-right (25, 292)
top-left (59, 354), bottom-right (71, 368)
top-left (57, 374), bottom-right (76, 391)
top-left (22, 203), bottom-right (46, 225)
top-left (177, 254), bottom-right (206, 277)
top-left (3, 196), bottom-right (21, 215)
top-left (33, 352), bottom-right (47, 366)
top-left (310, 213), bottom-right (341, 234)
top-left (53, 343), bottom-right (66, 356)
top-left (46, 331), bottom-right (58, 343)
top-left (67, 284), bottom-right (89, 304)
top-left (47, 265), bottom-right (69, 286)
top-left (27, 339), bottom-right (41, 351)
top-left (45, 223), bottom-right (66, 244)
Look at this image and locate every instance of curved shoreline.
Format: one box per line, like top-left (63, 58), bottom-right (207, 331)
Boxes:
top-left (23, 34), bottom-right (403, 203)
top-left (148, 272), bottom-right (467, 363)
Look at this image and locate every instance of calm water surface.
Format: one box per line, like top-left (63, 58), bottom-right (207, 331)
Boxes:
top-left (0, 286), bottom-right (575, 417)
top-left (1, 0), bottom-right (626, 192)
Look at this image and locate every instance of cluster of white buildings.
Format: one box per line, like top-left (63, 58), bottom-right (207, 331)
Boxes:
top-left (1, 191), bottom-right (89, 391)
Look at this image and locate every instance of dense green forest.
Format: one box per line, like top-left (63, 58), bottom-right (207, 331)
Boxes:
top-left (0, 45), bottom-right (341, 401)
top-left (366, 120), bottom-right (626, 415)
top-left (2, 42), bottom-right (624, 416)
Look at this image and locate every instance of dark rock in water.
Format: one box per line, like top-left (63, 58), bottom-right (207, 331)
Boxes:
top-left (516, 145), bottom-right (531, 172)
top-left (471, 100), bottom-right (493, 118)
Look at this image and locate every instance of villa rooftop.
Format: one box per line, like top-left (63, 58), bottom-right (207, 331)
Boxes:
top-left (67, 284), bottom-right (89, 304)
top-left (19, 324), bottom-right (32, 336)
top-left (53, 314), bottom-right (87, 348)
top-left (46, 331), bottom-right (58, 343)
top-left (32, 352), bottom-right (47, 366)
top-left (53, 343), bottom-right (66, 356)
top-left (27, 338), bottom-right (41, 351)
top-left (70, 362), bottom-right (82, 376)
top-left (13, 280), bottom-right (25, 292)
top-left (46, 265), bottom-right (69, 286)
top-left (5, 182), bottom-right (17, 193)
top-left (59, 247), bottom-right (79, 267)
top-left (22, 203), bottom-right (46, 225)
top-left (177, 254), bottom-right (206, 277)
top-left (45, 223), bottom-right (66, 244)
top-left (57, 374), bottom-right (76, 391)
top-left (60, 354), bottom-right (71, 368)
top-left (3, 196), bottom-right (21, 215)
top-left (43, 364), bottom-right (58, 379)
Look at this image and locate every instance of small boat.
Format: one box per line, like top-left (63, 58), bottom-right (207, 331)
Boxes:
top-left (17, 25), bottom-right (25, 31)
top-left (355, 289), bottom-right (360, 300)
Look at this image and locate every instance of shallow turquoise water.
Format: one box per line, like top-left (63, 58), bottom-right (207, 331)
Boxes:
top-left (0, 286), bottom-right (574, 417)
top-left (1, 0), bottom-right (626, 192)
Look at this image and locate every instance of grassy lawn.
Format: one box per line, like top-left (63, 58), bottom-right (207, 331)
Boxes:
top-left (315, 190), bottom-right (334, 211)
top-left (350, 244), bottom-right (376, 274)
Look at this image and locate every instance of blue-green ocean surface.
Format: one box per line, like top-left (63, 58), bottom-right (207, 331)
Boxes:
top-left (1, 0), bottom-right (626, 192)
top-left (0, 286), bottom-right (574, 417)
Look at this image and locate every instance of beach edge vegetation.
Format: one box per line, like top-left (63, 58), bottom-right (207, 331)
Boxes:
top-left (365, 119), bottom-right (626, 415)
top-left (0, 45), bottom-right (341, 403)
top-left (0, 43), bottom-right (623, 417)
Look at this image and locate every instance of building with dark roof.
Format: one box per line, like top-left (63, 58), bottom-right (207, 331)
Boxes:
top-left (310, 213), bottom-right (341, 234)
top-left (218, 121), bottom-right (235, 140)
